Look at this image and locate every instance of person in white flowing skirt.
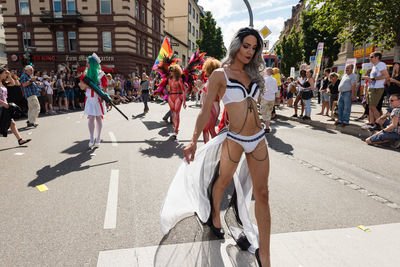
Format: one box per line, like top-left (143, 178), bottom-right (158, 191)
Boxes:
top-left (161, 27), bottom-right (271, 267)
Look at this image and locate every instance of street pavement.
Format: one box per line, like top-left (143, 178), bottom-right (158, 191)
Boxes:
top-left (1, 99), bottom-right (399, 267)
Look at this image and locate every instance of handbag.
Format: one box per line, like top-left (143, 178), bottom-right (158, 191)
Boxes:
top-left (301, 90), bottom-right (313, 100)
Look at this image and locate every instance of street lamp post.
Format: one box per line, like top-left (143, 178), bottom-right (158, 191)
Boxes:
top-left (243, 0), bottom-right (253, 27)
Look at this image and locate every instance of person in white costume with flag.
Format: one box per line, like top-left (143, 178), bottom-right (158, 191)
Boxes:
top-left (79, 53), bottom-right (108, 148)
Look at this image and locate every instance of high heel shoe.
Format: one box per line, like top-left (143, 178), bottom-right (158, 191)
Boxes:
top-left (255, 248), bottom-right (262, 267)
top-left (207, 214), bottom-right (225, 239)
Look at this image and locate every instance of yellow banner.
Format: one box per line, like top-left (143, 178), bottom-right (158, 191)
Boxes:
top-left (354, 46), bottom-right (375, 58)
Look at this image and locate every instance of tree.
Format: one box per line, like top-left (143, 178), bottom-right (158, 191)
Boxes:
top-left (275, 27), bottom-right (303, 77)
top-left (300, 10), bottom-right (341, 68)
top-left (309, 0), bottom-right (400, 61)
top-left (196, 11), bottom-right (226, 59)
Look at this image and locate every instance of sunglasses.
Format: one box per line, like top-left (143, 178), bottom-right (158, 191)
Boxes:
top-left (389, 99), bottom-right (398, 102)
top-left (370, 56), bottom-right (375, 59)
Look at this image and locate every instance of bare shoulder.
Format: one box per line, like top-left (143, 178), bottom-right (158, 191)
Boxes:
top-left (208, 68), bottom-right (226, 85)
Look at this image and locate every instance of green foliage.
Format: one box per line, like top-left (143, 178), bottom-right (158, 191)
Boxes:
top-left (275, 27), bottom-right (303, 76)
top-left (196, 11), bottom-right (226, 60)
top-left (300, 10), bottom-right (341, 67)
top-left (308, 0), bottom-right (400, 49)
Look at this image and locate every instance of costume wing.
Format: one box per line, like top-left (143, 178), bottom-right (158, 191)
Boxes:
top-left (153, 53), bottom-right (181, 100)
top-left (182, 50), bottom-right (206, 94)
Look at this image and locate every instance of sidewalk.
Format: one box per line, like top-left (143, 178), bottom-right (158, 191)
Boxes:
top-left (275, 99), bottom-right (372, 139)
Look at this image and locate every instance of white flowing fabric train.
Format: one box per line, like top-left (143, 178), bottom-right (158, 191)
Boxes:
top-left (160, 129), bottom-right (261, 252)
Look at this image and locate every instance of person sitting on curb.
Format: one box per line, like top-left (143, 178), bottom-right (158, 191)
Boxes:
top-left (365, 93), bottom-right (400, 147)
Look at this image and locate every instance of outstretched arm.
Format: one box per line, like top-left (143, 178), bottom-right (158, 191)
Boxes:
top-left (183, 70), bottom-right (223, 162)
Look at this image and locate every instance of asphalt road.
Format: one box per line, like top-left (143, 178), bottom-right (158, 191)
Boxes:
top-left (1, 100), bottom-right (399, 266)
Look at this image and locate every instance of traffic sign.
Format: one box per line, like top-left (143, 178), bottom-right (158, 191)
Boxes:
top-left (263, 40), bottom-right (269, 51)
top-left (260, 25), bottom-right (271, 39)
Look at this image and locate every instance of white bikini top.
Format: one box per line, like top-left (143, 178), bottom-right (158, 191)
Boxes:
top-left (221, 68), bottom-right (260, 106)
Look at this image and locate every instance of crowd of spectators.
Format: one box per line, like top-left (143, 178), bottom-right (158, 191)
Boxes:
top-left (4, 64), bottom-right (163, 120)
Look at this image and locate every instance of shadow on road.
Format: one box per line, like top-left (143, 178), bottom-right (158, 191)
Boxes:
top-left (139, 137), bottom-right (185, 158)
top-left (131, 113), bottom-right (145, 119)
top-left (28, 140), bottom-right (117, 187)
top-left (0, 145), bottom-right (28, 152)
top-left (266, 124), bottom-right (294, 155)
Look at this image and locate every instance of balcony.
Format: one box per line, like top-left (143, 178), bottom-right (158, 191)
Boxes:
top-left (40, 11), bottom-right (83, 24)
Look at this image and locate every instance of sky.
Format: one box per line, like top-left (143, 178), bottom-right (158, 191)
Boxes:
top-left (197, 0), bottom-right (301, 51)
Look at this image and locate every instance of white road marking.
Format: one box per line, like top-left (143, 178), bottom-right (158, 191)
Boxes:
top-left (97, 223), bottom-right (400, 267)
top-left (103, 169), bottom-right (119, 229)
top-left (108, 132), bottom-right (118, 147)
top-left (14, 152), bottom-right (24, 155)
top-left (76, 121), bottom-right (81, 123)
top-left (28, 131), bottom-right (32, 135)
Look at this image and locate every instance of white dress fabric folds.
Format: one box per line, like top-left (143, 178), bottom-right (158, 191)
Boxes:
top-left (84, 89), bottom-right (107, 116)
top-left (160, 129), bottom-right (260, 252)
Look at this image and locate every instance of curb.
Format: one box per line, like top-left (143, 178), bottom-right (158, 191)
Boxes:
top-left (276, 114), bottom-right (372, 139)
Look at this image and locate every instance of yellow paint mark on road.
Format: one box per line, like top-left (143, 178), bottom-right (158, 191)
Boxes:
top-left (358, 225), bottom-right (371, 232)
top-left (36, 184), bottom-right (48, 192)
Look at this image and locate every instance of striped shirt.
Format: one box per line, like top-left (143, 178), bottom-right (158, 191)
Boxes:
top-left (20, 72), bottom-right (39, 98)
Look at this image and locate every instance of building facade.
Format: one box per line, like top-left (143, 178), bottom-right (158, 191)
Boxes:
top-left (165, 31), bottom-right (187, 67)
top-left (0, 6), bottom-right (7, 66)
top-left (2, 0), bottom-right (165, 76)
top-left (165, 0), bottom-right (203, 66)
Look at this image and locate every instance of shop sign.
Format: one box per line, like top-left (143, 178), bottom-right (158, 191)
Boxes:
top-left (65, 55), bottom-right (114, 62)
top-left (353, 46), bottom-right (375, 58)
top-left (11, 54), bottom-right (18, 62)
top-left (32, 56), bottom-right (56, 62)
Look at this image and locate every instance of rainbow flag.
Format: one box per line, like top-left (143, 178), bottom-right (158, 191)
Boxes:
top-left (152, 37), bottom-right (173, 69)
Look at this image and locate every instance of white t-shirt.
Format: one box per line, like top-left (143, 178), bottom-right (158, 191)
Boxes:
top-left (262, 75), bottom-right (278, 101)
top-left (297, 77), bottom-right (305, 92)
top-left (369, 61), bottom-right (387, 89)
top-left (43, 80), bottom-right (53, 94)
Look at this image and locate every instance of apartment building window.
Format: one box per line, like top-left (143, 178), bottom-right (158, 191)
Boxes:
top-left (68, 32), bottom-right (77, 51)
top-left (67, 0), bottom-right (76, 14)
top-left (196, 29), bottom-right (198, 39)
top-left (141, 5), bottom-right (146, 23)
top-left (142, 39), bottom-right (146, 56)
top-left (182, 55), bottom-right (186, 66)
top-left (188, 3), bottom-right (191, 14)
top-left (53, 0), bottom-right (62, 13)
top-left (100, 0), bottom-right (112, 14)
top-left (56, 32), bottom-right (65, 52)
top-left (19, 0), bottom-right (30, 15)
top-left (135, 1), bottom-right (139, 18)
top-left (188, 22), bottom-right (191, 33)
top-left (102, 32), bottom-right (112, 52)
top-left (192, 26), bottom-right (195, 36)
top-left (192, 9), bottom-right (195, 19)
top-left (22, 32), bottom-right (31, 47)
top-left (138, 37), bottom-right (141, 55)
top-left (196, 13), bottom-right (199, 23)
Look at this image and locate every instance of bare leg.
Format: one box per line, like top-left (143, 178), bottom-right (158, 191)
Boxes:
top-left (212, 139), bottom-right (242, 228)
top-left (246, 140), bottom-right (271, 267)
top-left (10, 121), bottom-right (22, 140)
